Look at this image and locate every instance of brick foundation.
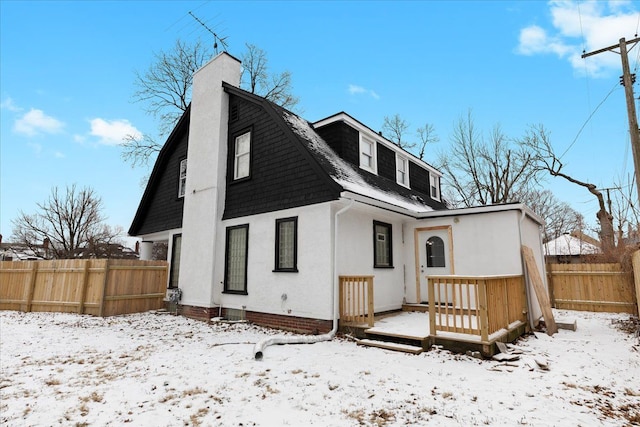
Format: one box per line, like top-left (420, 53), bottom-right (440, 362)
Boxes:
top-left (174, 303), bottom-right (332, 334)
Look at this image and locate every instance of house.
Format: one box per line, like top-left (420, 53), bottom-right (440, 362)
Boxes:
top-left (544, 232), bottom-right (601, 263)
top-left (129, 53), bottom-right (549, 343)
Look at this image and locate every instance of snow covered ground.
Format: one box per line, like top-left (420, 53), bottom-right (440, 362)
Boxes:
top-left (1, 309), bottom-right (638, 426)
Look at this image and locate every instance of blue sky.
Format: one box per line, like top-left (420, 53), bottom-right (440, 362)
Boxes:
top-left (1, 0), bottom-right (639, 247)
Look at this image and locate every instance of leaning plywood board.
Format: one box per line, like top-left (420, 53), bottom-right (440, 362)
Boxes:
top-left (522, 245), bottom-right (558, 335)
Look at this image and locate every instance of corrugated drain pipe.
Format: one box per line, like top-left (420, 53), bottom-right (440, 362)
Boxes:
top-left (253, 199), bottom-right (355, 360)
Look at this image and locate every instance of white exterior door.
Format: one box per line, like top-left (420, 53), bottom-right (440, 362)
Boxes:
top-left (416, 228), bottom-right (452, 304)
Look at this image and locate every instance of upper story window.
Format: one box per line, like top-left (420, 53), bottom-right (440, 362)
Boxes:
top-left (178, 159), bottom-right (187, 198)
top-left (234, 131), bottom-right (251, 180)
top-left (359, 135), bottom-right (376, 173)
top-left (430, 172), bottom-right (440, 200)
top-left (396, 155), bottom-right (409, 187)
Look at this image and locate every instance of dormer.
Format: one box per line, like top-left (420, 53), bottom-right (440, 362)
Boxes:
top-left (313, 112), bottom-right (442, 203)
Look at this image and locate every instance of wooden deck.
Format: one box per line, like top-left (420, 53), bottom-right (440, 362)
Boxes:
top-left (338, 274), bottom-right (530, 357)
top-left (342, 307), bottom-right (527, 357)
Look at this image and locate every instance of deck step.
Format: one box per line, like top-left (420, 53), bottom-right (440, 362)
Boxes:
top-left (357, 339), bottom-right (424, 355)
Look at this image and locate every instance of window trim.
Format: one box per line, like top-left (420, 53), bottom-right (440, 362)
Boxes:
top-left (178, 158), bottom-right (187, 198)
top-left (274, 217), bottom-right (298, 272)
top-left (233, 129), bottom-right (252, 182)
top-left (430, 172), bottom-right (440, 201)
top-left (223, 224), bottom-right (249, 295)
top-left (168, 234), bottom-right (182, 288)
top-left (373, 220), bottom-right (393, 268)
top-left (426, 236), bottom-right (446, 268)
top-left (396, 154), bottom-right (409, 188)
top-left (359, 134), bottom-right (377, 173)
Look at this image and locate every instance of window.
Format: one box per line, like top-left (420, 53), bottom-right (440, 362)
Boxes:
top-left (426, 236), bottom-right (445, 267)
top-left (359, 135), bottom-right (376, 172)
top-left (430, 172), bottom-right (440, 200)
top-left (234, 131), bottom-right (251, 180)
top-left (396, 155), bottom-right (408, 187)
top-left (373, 221), bottom-right (393, 268)
top-left (274, 217), bottom-right (298, 272)
top-left (169, 234), bottom-right (182, 288)
top-left (178, 159), bottom-right (187, 198)
top-left (224, 225), bottom-right (249, 294)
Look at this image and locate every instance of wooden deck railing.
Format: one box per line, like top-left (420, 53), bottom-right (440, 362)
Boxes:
top-left (339, 275), bottom-right (374, 327)
top-left (427, 275), bottom-right (527, 342)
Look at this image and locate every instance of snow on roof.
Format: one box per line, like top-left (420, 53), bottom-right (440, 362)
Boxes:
top-left (282, 111), bottom-right (435, 214)
top-left (544, 234), bottom-right (601, 256)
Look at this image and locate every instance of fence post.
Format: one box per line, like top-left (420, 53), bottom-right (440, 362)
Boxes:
top-left (98, 260), bottom-right (110, 317)
top-left (25, 261), bottom-right (38, 313)
top-left (427, 278), bottom-right (436, 336)
top-left (477, 279), bottom-right (489, 342)
top-left (367, 276), bottom-right (374, 327)
top-left (633, 251), bottom-right (640, 316)
top-left (78, 260), bottom-right (90, 314)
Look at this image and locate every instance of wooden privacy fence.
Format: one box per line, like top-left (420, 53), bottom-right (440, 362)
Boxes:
top-left (547, 262), bottom-right (637, 315)
top-left (339, 275), bottom-right (374, 327)
top-left (427, 275), bottom-right (527, 342)
top-left (0, 259), bottom-right (168, 317)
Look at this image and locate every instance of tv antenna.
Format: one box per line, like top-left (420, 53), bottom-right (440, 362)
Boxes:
top-left (189, 11), bottom-right (228, 54)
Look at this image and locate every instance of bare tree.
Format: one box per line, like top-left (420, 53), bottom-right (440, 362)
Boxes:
top-left (382, 114), bottom-right (413, 151)
top-left (10, 185), bottom-right (122, 259)
top-left (521, 125), bottom-right (615, 253)
top-left (439, 110), bottom-right (539, 207)
top-left (125, 40), bottom-right (300, 167)
top-left (520, 189), bottom-right (584, 242)
top-left (416, 123), bottom-right (439, 160)
top-left (610, 174), bottom-right (640, 245)
top-left (241, 43), bottom-right (299, 110)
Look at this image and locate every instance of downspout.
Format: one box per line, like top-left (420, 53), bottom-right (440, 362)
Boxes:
top-left (253, 199), bottom-right (355, 360)
top-left (517, 208), bottom-right (535, 329)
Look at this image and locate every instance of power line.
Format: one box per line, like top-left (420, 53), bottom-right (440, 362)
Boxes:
top-left (559, 82), bottom-right (619, 160)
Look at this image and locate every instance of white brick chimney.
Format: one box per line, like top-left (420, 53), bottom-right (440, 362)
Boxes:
top-left (178, 52), bottom-right (241, 308)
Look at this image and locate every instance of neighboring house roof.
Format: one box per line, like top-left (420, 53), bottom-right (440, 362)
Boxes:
top-left (0, 243), bottom-right (45, 260)
top-left (544, 234), bottom-right (601, 256)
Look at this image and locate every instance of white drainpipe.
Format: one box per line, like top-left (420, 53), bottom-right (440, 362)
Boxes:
top-left (253, 199), bottom-right (355, 360)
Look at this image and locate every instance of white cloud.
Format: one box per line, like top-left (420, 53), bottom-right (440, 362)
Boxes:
top-left (1, 97), bottom-right (22, 112)
top-left (517, 1), bottom-right (639, 77)
top-left (348, 84), bottom-right (380, 100)
top-left (14, 108), bottom-right (64, 136)
top-left (89, 118), bottom-right (142, 146)
top-left (54, 151), bottom-right (65, 158)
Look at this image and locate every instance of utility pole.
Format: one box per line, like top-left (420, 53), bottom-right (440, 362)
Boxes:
top-left (582, 37), bottom-right (640, 207)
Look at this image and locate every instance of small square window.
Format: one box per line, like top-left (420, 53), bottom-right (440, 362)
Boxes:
top-left (234, 131), bottom-right (251, 180)
top-left (178, 159), bottom-right (187, 198)
top-left (373, 221), bottom-right (393, 268)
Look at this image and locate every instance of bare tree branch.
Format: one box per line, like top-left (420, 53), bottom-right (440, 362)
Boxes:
top-left (10, 185), bottom-right (122, 259)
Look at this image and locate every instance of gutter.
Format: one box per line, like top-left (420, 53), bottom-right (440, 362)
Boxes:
top-left (253, 198), bottom-right (355, 360)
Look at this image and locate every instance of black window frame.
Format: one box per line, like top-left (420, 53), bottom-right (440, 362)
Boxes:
top-left (274, 217), bottom-right (298, 272)
top-left (223, 224), bottom-right (249, 295)
top-left (168, 234), bottom-right (182, 289)
top-left (373, 220), bottom-right (393, 268)
top-left (426, 236), bottom-right (446, 268)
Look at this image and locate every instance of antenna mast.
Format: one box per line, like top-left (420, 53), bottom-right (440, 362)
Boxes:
top-left (189, 11), bottom-right (228, 55)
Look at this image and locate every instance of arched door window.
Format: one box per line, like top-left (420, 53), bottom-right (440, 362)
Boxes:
top-left (426, 236), bottom-right (445, 268)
